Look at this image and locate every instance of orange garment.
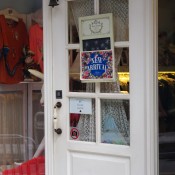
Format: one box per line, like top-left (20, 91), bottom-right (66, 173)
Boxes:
top-left (29, 23), bottom-right (43, 72)
top-left (0, 15), bottom-right (28, 84)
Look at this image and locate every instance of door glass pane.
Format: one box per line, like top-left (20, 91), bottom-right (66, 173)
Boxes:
top-left (158, 0), bottom-right (175, 174)
top-left (0, 2), bottom-right (44, 174)
top-left (32, 90), bottom-right (44, 155)
top-left (0, 85), bottom-right (45, 173)
top-left (68, 0), bottom-right (94, 44)
top-left (100, 0), bottom-right (129, 41)
top-left (0, 90), bottom-right (26, 170)
top-left (100, 48), bottom-right (129, 93)
top-left (69, 49), bottom-right (95, 92)
top-left (69, 98), bottom-right (96, 142)
top-left (101, 99), bottom-right (130, 145)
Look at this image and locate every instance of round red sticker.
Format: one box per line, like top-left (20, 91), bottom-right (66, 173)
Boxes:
top-left (70, 128), bottom-right (79, 140)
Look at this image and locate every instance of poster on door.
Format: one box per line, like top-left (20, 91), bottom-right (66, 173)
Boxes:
top-left (81, 50), bottom-right (113, 79)
top-left (79, 13), bottom-right (115, 82)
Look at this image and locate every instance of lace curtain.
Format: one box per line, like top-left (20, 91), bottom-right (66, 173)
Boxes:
top-left (70, 0), bottom-right (129, 144)
top-left (0, 93), bottom-right (23, 135)
top-left (0, 93), bottom-right (25, 166)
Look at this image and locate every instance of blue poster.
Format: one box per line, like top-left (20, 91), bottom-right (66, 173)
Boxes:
top-left (81, 50), bottom-right (113, 80)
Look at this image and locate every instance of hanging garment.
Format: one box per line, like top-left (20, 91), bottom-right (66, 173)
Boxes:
top-left (0, 15), bottom-right (28, 84)
top-left (101, 100), bottom-right (129, 144)
top-left (101, 116), bottom-right (127, 145)
top-left (29, 23), bottom-right (43, 72)
top-left (70, 114), bottom-right (80, 127)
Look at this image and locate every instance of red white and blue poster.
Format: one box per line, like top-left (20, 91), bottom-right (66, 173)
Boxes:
top-left (81, 50), bottom-right (113, 80)
top-left (79, 13), bottom-right (115, 82)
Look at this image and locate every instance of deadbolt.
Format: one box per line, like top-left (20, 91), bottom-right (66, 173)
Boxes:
top-left (55, 128), bottom-right (62, 135)
top-left (55, 102), bottom-right (62, 108)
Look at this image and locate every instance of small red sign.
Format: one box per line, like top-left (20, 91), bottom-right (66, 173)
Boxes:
top-left (70, 128), bottom-right (79, 140)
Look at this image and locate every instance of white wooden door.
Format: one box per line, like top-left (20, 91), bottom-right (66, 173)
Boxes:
top-left (43, 0), bottom-right (157, 175)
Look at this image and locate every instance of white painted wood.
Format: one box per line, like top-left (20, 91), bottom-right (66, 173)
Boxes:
top-left (67, 92), bottom-right (130, 99)
top-left (145, 0), bottom-right (158, 174)
top-left (45, 0), bottom-right (157, 175)
top-left (69, 152), bottom-right (130, 175)
top-left (51, 1), bottom-right (68, 175)
top-left (114, 42), bottom-right (129, 48)
top-left (51, 0), bottom-right (131, 174)
top-left (129, 0), bottom-right (157, 175)
top-left (129, 0), bottom-right (147, 173)
top-left (43, 0), bottom-right (54, 175)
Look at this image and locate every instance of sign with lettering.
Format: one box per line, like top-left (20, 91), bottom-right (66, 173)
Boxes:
top-left (79, 13), bottom-right (115, 82)
top-left (81, 51), bottom-right (113, 79)
top-left (69, 98), bottom-right (92, 115)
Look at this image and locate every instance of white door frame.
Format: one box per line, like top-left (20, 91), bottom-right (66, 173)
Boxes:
top-left (129, 0), bottom-right (157, 174)
top-left (42, 0), bottom-right (158, 174)
top-left (43, 0), bottom-right (55, 174)
top-left (144, 0), bottom-right (158, 174)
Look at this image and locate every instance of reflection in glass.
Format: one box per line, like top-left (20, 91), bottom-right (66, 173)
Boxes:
top-left (100, 0), bottom-right (129, 41)
top-left (0, 86), bottom-right (45, 173)
top-left (101, 99), bottom-right (129, 145)
top-left (101, 48), bottom-right (129, 93)
top-left (32, 90), bottom-right (44, 151)
top-left (158, 0), bottom-right (175, 174)
top-left (69, 49), bottom-right (95, 92)
top-left (69, 99), bottom-right (96, 142)
top-left (68, 0), bottom-right (94, 44)
top-left (0, 91), bottom-right (25, 168)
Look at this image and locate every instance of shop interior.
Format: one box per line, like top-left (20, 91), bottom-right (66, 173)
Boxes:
top-left (158, 0), bottom-right (175, 174)
top-left (0, 0), bottom-right (44, 174)
top-left (1, 0), bottom-right (174, 174)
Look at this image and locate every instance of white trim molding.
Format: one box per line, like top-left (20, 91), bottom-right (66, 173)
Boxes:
top-left (43, 0), bottom-right (54, 175)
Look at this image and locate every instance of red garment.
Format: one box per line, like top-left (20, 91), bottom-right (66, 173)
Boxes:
top-left (0, 15), bottom-right (28, 84)
top-left (2, 156), bottom-right (45, 175)
top-left (29, 23), bottom-right (43, 72)
top-left (70, 113), bottom-right (80, 127)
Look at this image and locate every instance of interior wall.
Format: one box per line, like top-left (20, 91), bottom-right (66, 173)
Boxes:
top-left (0, 0), bottom-right (42, 14)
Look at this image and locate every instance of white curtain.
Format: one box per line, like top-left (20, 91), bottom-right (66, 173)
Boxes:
top-left (70, 0), bottom-right (129, 144)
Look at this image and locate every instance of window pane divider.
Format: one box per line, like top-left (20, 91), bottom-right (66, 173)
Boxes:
top-left (67, 92), bottom-right (130, 99)
top-left (97, 93), bottom-right (130, 99)
top-left (66, 44), bottom-right (80, 50)
top-left (114, 41), bottom-right (129, 48)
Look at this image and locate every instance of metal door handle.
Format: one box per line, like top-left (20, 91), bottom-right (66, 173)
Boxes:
top-left (53, 102), bottom-right (62, 135)
top-left (55, 128), bottom-right (62, 134)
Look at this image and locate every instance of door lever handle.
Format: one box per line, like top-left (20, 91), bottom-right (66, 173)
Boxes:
top-left (53, 102), bottom-right (62, 135)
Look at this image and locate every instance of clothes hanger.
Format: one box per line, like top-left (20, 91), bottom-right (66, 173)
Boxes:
top-left (4, 9), bottom-right (19, 22)
top-left (5, 14), bottom-right (19, 22)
